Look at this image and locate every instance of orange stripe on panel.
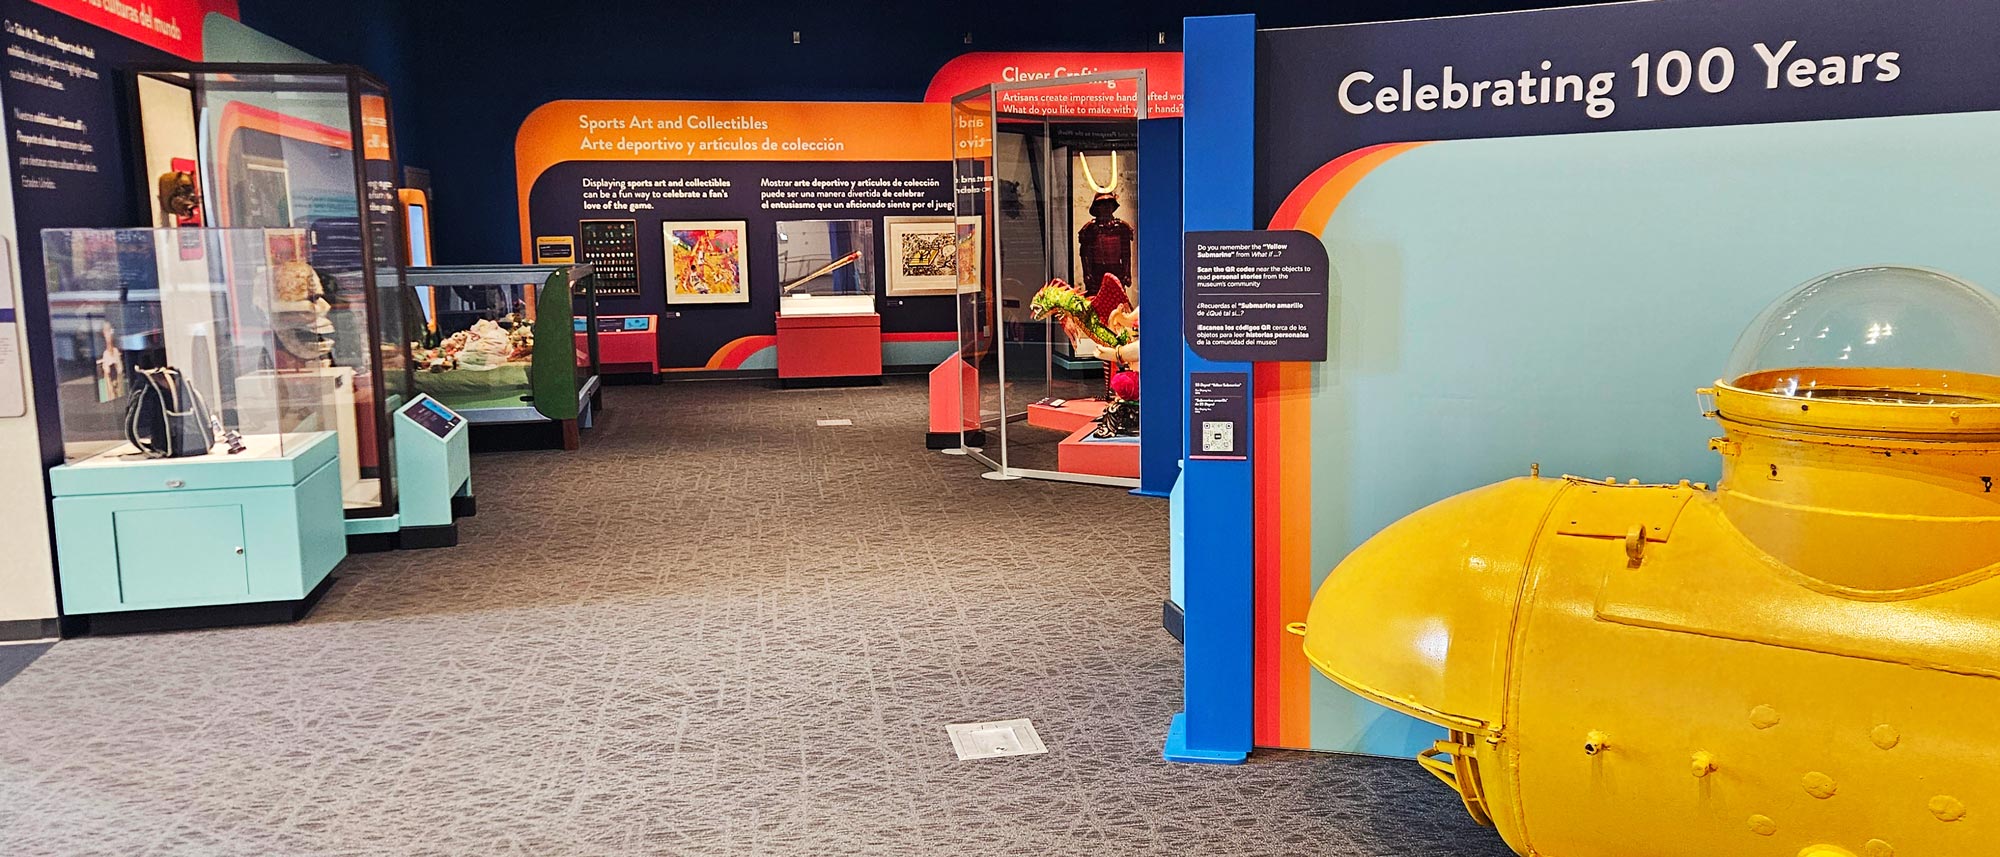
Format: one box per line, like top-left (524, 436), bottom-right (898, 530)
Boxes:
top-left (1276, 359), bottom-right (1315, 748)
top-left (1289, 143), bottom-right (1426, 237)
top-left (1267, 143), bottom-right (1406, 228)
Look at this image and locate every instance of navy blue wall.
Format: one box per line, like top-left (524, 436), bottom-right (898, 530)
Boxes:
top-left (239, 0), bottom-right (1607, 266)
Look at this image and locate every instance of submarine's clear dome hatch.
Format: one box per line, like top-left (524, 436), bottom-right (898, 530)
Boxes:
top-left (1722, 266), bottom-right (2000, 405)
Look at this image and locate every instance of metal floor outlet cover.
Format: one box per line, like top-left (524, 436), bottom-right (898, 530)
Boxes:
top-left (946, 719), bottom-right (1048, 761)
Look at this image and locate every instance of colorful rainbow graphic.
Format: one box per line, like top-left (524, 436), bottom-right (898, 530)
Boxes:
top-left (1255, 141), bottom-right (1428, 749)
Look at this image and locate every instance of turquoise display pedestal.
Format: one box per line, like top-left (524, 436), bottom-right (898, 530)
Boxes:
top-left (344, 395), bottom-right (473, 550)
top-left (50, 431), bottom-right (347, 631)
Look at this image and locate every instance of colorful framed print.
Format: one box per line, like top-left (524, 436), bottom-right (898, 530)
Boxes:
top-left (882, 216), bottom-right (958, 296)
top-left (954, 216), bottom-right (984, 293)
top-left (664, 220), bottom-right (749, 305)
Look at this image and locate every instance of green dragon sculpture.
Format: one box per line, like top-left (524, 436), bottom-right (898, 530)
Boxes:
top-left (1030, 276), bottom-right (1143, 437)
top-left (1029, 276), bottom-right (1139, 374)
top-left (1030, 280), bottom-right (1131, 350)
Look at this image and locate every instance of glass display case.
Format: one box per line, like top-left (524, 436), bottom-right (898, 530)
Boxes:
top-left (776, 219), bottom-right (877, 317)
top-left (406, 264), bottom-right (600, 428)
top-left (131, 64), bottom-right (411, 518)
top-left (43, 227), bottom-right (338, 466)
top-left (951, 71), bottom-right (1147, 486)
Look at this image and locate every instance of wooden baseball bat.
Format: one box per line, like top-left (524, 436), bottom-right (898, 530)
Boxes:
top-left (782, 251), bottom-right (863, 292)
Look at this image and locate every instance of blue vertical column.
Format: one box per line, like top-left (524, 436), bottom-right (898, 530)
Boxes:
top-left (1134, 117), bottom-right (1183, 499)
top-left (1164, 13), bottom-right (1257, 765)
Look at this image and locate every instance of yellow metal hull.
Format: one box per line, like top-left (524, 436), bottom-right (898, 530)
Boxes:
top-left (1304, 467), bottom-right (1998, 857)
top-left (1303, 275), bottom-right (2000, 856)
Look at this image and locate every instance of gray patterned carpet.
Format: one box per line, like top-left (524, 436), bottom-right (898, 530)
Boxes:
top-left (0, 378), bottom-right (1515, 857)
top-left (0, 643), bottom-right (49, 687)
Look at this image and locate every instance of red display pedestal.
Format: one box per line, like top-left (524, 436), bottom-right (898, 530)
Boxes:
top-left (1057, 425), bottom-right (1140, 479)
top-left (776, 312), bottom-right (882, 383)
top-left (1028, 398), bottom-right (1106, 434)
top-left (578, 314), bottom-right (659, 381)
top-left (927, 356), bottom-right (982, 449)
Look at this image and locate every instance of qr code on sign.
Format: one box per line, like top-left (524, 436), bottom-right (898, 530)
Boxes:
top-left (1201, 421), bottom-right (1234, 454)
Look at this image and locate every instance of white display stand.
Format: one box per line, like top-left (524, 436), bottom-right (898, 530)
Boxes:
top-left (780, 294), bottom-right (877, 317)
top-left (68, 433), bottom-right (290, 466)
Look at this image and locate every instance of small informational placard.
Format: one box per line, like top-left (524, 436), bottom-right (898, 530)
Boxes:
top-left (1188, 372), bottom-right (1249, 461)
top-left (535, 235), bottom-right (576, 264)
top-left (0, 310), bottom-right (22, 418)
top-left (401, 397), bottom-right (463, 439)
top-left (577, 315), bottom-right (654, 333)
top-left (1183, 230), bottom-right (1329, 363)
top-left (0, 245), bottom-right (23, 418)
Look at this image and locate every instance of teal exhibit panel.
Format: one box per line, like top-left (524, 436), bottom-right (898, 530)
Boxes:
top-left (394, 396), bottom-right (471, 533)
top-left (344, 393), bottom-right (472, 548)
top-left (41, 227), bottom-right (352, 631)
top-left (1173, 0), bottom-right (2000, 761)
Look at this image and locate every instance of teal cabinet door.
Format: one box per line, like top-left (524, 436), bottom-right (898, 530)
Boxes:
top-left (112, 505), bottom-right (250, 606)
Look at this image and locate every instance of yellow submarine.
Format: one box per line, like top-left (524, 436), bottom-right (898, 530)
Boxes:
top-left (1301, 266), bottom-right (1999, 857)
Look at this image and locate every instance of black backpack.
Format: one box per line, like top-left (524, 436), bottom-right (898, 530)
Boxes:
top-left (123, 366), bottom-right (217, 458)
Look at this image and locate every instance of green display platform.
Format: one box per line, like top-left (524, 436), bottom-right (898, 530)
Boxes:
top-left (414, 364), bottom-right (531, 411)
top-left (51, 431), bottom-right (348, 622)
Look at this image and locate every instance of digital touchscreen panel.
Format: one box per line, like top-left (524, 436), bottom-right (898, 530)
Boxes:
top-left (402, 397), bottom-right (462, 439)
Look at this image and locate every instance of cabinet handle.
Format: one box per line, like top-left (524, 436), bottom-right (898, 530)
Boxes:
top-left (234, 547), bottom-right (244, 555)
top-left (165, 479), bottom-right (186, 489)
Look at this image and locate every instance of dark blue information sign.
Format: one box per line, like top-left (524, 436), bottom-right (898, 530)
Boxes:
top-left (1183, 230), bottom-right (1329, 363)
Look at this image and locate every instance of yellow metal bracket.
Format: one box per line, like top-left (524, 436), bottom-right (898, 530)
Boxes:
top-left (1555, 482), bottom-right (1696, 543)
top-left (1418, 735), bottom-right (1495, 827)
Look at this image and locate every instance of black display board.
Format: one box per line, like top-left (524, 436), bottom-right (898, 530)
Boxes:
top-left (576, 219), bottom-right (637, 296)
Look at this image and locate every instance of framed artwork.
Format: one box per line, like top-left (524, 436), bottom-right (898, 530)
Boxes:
top-left (882, 216), bottom-right (958, 296)
top-left (663, 220), bottom-right (749, 304)
top-left (240, 160), bottom-right (293, 229)
top-left (954, 216), bottom-right (984, 293)
top-left (263, 228), bottom-right (307, 267)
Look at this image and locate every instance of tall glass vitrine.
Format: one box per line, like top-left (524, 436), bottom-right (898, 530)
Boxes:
top-left (950, 71), bottom-right (1147, 487)
top-left (130, 64), bottom-right (412, 519)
